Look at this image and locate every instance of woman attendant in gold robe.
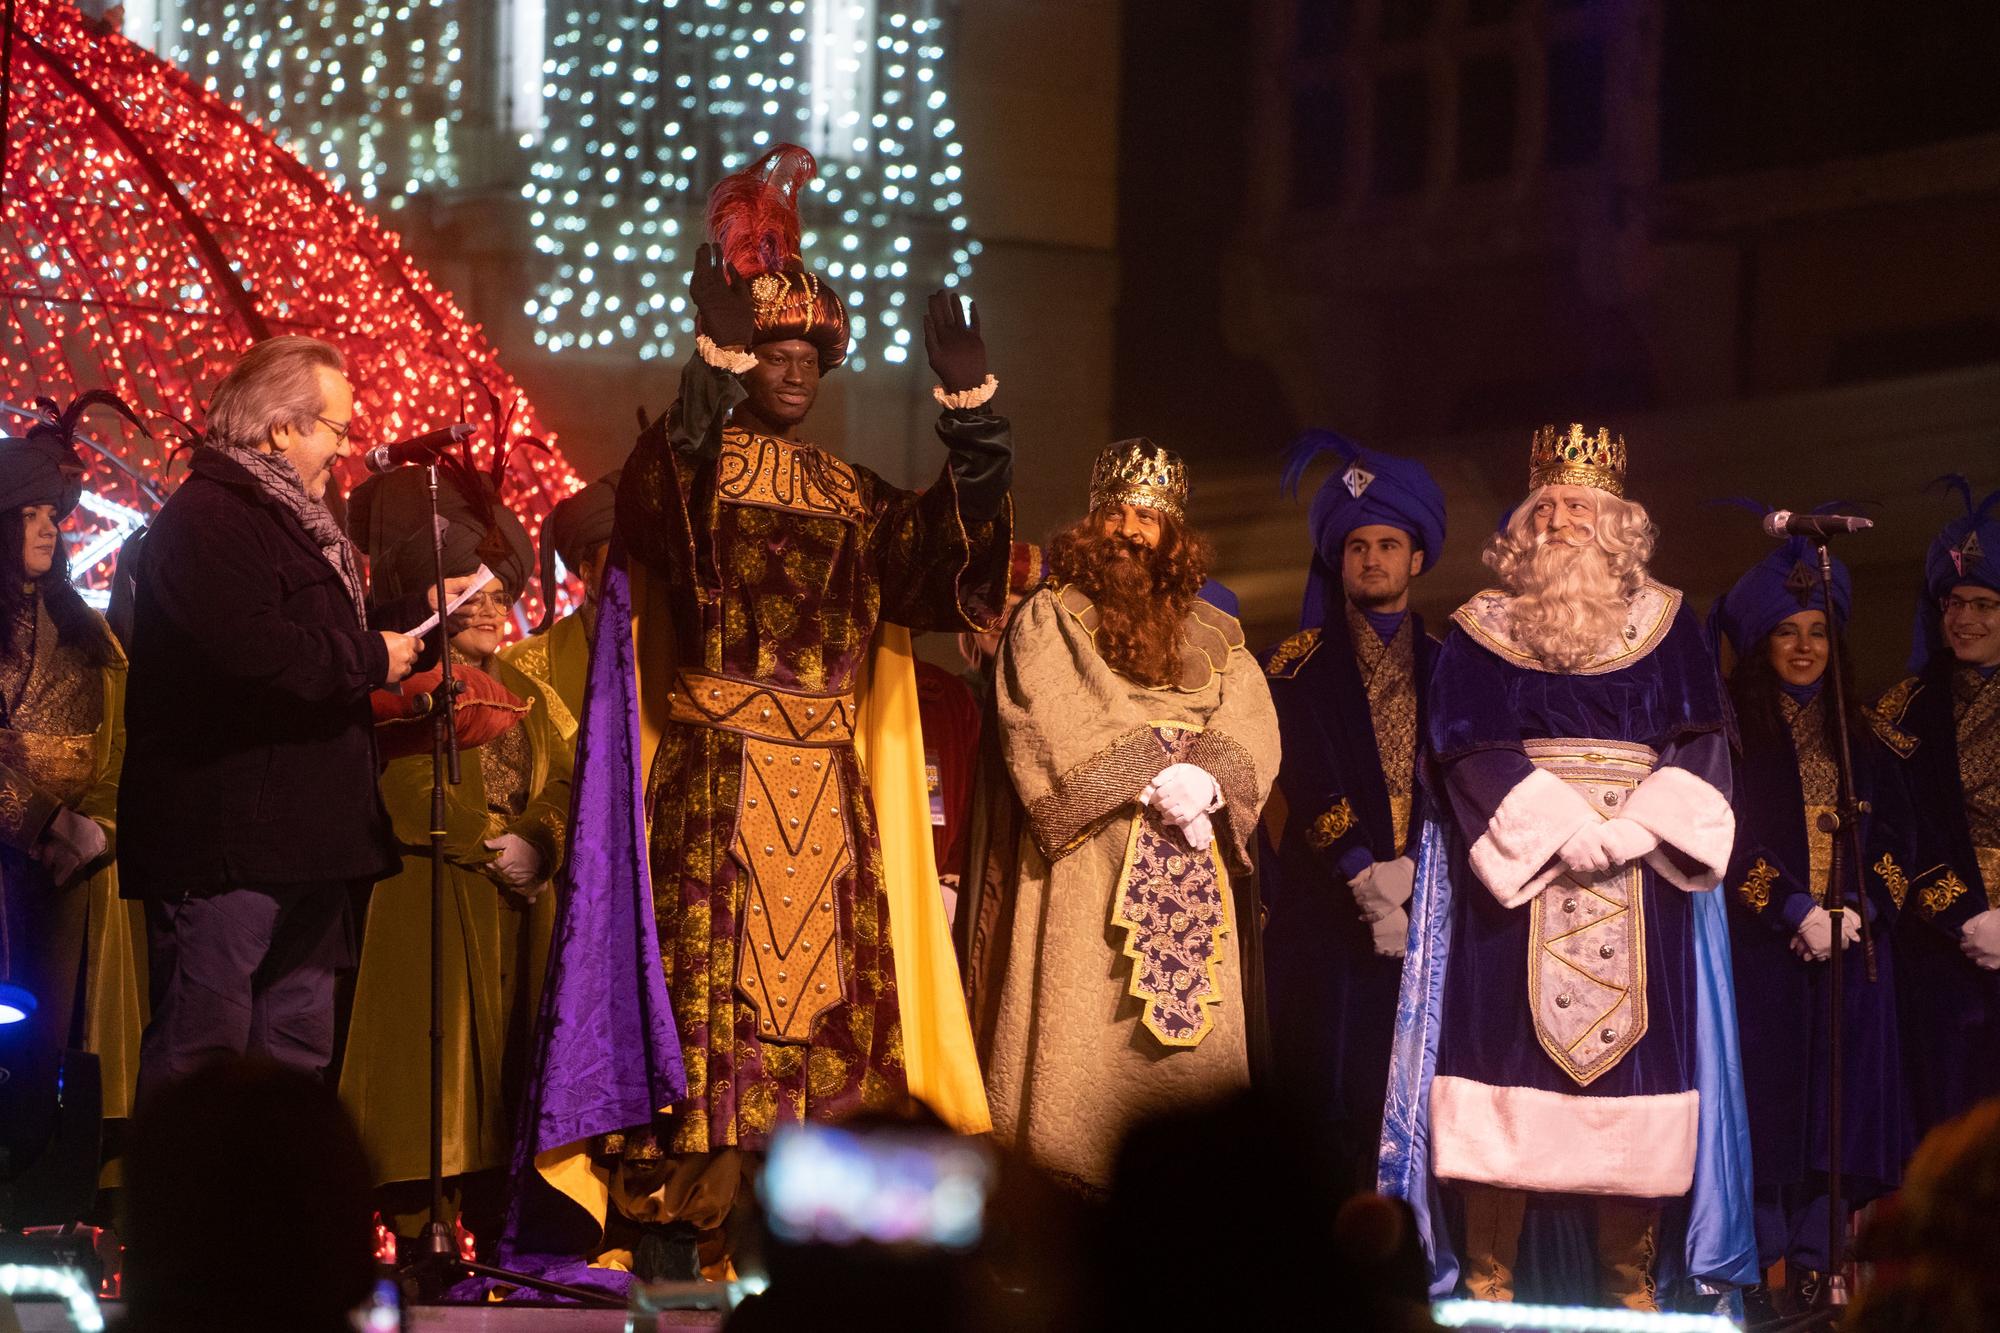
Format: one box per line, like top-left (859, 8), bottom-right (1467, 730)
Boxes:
top-left (0, 405), bottom-right (143, 1136)
top-left (339, 458), bottom-right (573, 1244)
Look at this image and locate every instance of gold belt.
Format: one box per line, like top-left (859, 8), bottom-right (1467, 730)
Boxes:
top-left (667, 671), bottom-right (856, 746)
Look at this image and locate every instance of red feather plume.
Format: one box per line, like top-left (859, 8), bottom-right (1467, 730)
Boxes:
top-left (706, 144), bottom-right (819, 277)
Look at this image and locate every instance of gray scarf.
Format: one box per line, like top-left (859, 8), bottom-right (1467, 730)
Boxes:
top-left (226, 446), bottom-right (369, 629)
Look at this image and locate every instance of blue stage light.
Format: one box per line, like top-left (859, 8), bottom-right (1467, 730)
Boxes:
top-left (0, 981), bottom-right (36, 1026)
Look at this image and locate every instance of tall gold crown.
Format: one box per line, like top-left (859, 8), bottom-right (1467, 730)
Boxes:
top-left (1528, 422), bottom-right (1627, 498)
top-left (1088, 438), bottom-right (1188, 523)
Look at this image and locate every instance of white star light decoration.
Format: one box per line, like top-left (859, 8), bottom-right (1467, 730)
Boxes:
top-left (128, 0), bottom-right (979, 371)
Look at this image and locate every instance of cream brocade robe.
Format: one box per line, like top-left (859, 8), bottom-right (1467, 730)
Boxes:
top-left (982, 585), bottom-right (1280, 1191)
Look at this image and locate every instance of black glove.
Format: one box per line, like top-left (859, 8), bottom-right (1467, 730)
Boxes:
top-left (689, 243), bottom-right (757, 350)
top-left (924, 290), bottom-right (988, 394)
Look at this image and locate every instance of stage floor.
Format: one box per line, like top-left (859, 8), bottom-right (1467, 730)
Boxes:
top-left (12, 1301), bottom-right (727, 1331)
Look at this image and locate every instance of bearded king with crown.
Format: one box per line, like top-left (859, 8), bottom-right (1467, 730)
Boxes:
top-left (1378, 426), bottom-right (1756, 1311)
top-left (976, 439), bottom-right (1279, 1194)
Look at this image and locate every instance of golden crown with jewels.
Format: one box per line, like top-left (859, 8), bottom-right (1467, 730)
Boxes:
top-left (1528, 422), bottom-right (1628, 498)
top-left (1088, 438), bottom-right (1188, 523)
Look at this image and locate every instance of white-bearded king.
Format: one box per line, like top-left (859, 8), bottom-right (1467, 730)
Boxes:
top-left (1380, 425), bottom-right (1755, 1311)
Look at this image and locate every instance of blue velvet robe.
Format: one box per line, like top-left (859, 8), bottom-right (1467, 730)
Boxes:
top-left (1429, 598), bottom-right (1732, 1127)
top-left (1872, 662), bottom-right (2000, 1143)
top-left (1723, 691), bottom-right (1908, 1272)
top-left (1258, 596), bottom-right (1438, 1186)
top-left (1382, 584), bottom-right (1757, 1305)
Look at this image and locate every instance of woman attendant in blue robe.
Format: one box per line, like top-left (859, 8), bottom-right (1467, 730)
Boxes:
top-left (1710, 534), bottom-right (1907, 1308)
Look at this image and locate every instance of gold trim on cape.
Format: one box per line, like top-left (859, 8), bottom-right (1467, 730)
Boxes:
top-left (1451, 580), bottom-right (1682, 676)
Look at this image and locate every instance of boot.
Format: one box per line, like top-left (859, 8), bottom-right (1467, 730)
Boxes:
top-left (634, 1220), bottom-right (702, 1282)
top-left (1460, 1184), bottom-right (1526, 1302)
top-left (1788, 1265), bottom-right (1827, 1314)
top-left (1595, 1197), bottom-right (1661, 1312)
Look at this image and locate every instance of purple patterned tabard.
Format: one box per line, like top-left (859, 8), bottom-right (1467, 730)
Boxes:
top-left (1110, 725), bottom-right (1232, 1048)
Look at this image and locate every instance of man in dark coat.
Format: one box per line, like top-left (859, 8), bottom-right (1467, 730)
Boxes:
top-left (120, 335), bottom-right (458, 1102)
top-left (1258, 431), bottom-right (1446, 1191)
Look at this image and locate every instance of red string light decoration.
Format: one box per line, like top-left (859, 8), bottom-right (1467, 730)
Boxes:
top-left (0, 0), bottom-right (584, 630)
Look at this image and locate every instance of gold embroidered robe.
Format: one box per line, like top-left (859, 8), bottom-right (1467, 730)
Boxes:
top-left (980, 585), bottom-right (1280, 1191)
top-left (617, 399), bottom-right (1011, 1155)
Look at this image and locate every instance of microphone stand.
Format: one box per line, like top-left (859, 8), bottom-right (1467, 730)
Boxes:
top-left (1803, 537), bottom-right (1871, 1325)
top-left (403, 462), bottom-right (618, 1309)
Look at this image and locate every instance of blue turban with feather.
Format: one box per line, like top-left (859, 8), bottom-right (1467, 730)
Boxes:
top-left (1912, 474), bottom-right (2000, 670)
top-left (1282, 429), bottom-right (1446, 630)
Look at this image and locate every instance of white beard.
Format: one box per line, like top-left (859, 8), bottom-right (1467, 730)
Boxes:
top-left (1505, 538), bottom-right (1630, 672)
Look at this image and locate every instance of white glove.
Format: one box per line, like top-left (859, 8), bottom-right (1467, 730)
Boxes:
top-left (1792, 906), bottom-right (1835, 962)
top-left (37, 808), bottom-right (108, 885)
top-left (1370, 905), bottom-right (1409, 959)
top-left (1962, 910), bottom-right (2000, 971)
top-left (1351, 856), bottom-right (1416, 924)
top-left (1557, 818), bottom-right (1660, 877)
top-left (1141, 763), bottom-right (1222, 827)
top-left (1177, 811), bottom-right (1215, 854)
top-left (483, 833), bottom-right (545, 896)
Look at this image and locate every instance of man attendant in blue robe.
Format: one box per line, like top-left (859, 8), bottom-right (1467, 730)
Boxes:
top-left (1382, 424), bottom-right (1752, 1310)
top-left (1872, 479), bottom-right (2000, 1145)
top-left (1260, 432), bottom-right (1445, 1190)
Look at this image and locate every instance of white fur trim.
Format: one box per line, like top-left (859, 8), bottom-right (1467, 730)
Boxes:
top-left (1430, 1075), bottom-right (1699, 1197)
top-left (1619, 765), bottom-right (1735, 892)
top-left (1467, 767), bottom-right (1598, 909)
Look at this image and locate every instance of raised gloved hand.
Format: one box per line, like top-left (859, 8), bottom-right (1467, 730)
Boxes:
top-left (1142, 763), bottom-right (1222, 828)
top-left (37, 807), bottom-right (108, 886)
top-left (688, 242), bottom-right (757, 350)
top-left (1178, 811), bottom-right (1215, 854)
top-left (1351, 856), bottom-right (1416, 925)
top-left (1962, 909), bottom-right (2000, 971)
top-left (483, 833), bottom-right (545, 898)
top-left (1370, 905), bottom-right (1410, 960)
top-left (923, 289), bottom-right (988, 393)
top-left (1558, 818), bottom-right (1660, 878)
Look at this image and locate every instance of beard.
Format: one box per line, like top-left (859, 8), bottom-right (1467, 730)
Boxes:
top-left (1504, 534), bottom-right (1630, 672)
top-left (1049, 521), bottom-right (1208, 687)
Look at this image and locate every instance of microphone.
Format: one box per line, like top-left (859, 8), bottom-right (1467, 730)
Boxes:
top-left (1763, 510), bottom-right (1875, 539)
top-left (362, 423), bottom-right (474, 474)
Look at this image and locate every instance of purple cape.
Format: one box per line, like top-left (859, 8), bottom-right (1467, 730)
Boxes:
top-left (477, 551), bottom-right (686, 1294)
